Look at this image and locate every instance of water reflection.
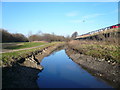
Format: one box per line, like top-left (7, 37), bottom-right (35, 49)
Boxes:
top-left (37, 50), bottom-right (112, 88)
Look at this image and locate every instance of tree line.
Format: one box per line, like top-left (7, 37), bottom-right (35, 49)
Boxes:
top-left (1, 29), bottom-right (28, 43)
top-left (1, 29), bottom-right (76, 43)
top-left (28, 33), bottom-right (71, 42)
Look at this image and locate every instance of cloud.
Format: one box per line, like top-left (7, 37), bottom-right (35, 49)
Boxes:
top-left (69, 13), bottom-right (103, 23)
top-left (70, 20), bottom-right (83, 23)
top-left (82, 13), bottom-right (104, 19)
top-left (66, 11), bottom-right (79, 17)
top-left (69, 19), bottom-right (95, 23)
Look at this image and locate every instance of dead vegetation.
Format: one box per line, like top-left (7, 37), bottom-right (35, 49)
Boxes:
top-left (67, 40), bottom-right (120, 63)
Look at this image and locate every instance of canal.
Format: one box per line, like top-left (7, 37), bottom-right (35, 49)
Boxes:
top-left (37, 50), bottom-right (112, 88)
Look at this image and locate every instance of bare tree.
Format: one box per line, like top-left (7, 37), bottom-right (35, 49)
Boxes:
top-left (28, 31), bottom-right (33, 42)
top-left (71, 32), bottom-right (78, 39)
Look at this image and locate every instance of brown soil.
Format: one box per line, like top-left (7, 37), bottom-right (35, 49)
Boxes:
top-left (2, 43), bottom-right (66, 88)
top-left (65, 48), bottom-right (120, 88)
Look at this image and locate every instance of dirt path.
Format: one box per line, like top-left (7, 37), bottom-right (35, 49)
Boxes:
top-left (1, 44), bottom-right (47, 53)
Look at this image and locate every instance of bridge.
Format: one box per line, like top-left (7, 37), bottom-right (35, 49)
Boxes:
top-left (75, 24), bottom-right (120, 40)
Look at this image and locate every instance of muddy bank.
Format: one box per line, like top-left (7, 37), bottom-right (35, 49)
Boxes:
top-left (2, 43), bottom-right (66, 88)
top-left (65, 48), bottom-right (120, 88)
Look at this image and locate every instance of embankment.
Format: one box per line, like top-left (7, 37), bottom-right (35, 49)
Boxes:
top-left (2, 42), bottom-right (66, 88)
top-left (65, 47), bottom-right (120, 88)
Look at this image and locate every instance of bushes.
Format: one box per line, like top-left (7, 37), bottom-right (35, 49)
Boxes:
top-left (28, 33), bottom-right (69, 42)
top-left (1, 29), bottom-right (28, 43)
top-left (1, 28), bottom-right (71, 43)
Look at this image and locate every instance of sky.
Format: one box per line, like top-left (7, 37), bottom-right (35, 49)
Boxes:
top-left (1, 2), bottom-right (118, 36)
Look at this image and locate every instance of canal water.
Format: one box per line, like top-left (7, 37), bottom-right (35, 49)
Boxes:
top-left (37, 50), bottom-right (112, 88)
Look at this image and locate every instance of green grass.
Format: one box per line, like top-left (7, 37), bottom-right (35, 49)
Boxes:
top-left (68, 40), bottom-right (120, 63)
top-left (1, 42), bottom-right (65, 66)
top-left (3, 42), bottom-right (46, 50)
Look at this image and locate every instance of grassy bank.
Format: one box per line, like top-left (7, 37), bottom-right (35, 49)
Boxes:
top-left (1, 42), bottom-right (65, 66)
top-left (68, 40), bottom-right (120, 63)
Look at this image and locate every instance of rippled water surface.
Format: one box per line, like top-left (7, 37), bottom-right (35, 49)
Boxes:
top-left (37, 50), bottom-right (112, 88)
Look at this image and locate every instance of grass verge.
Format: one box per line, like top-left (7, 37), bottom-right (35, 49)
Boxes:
top-left (68, 40), bottom-right (120, 63)
top-left (1, 42), bottom-right (65, 66)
